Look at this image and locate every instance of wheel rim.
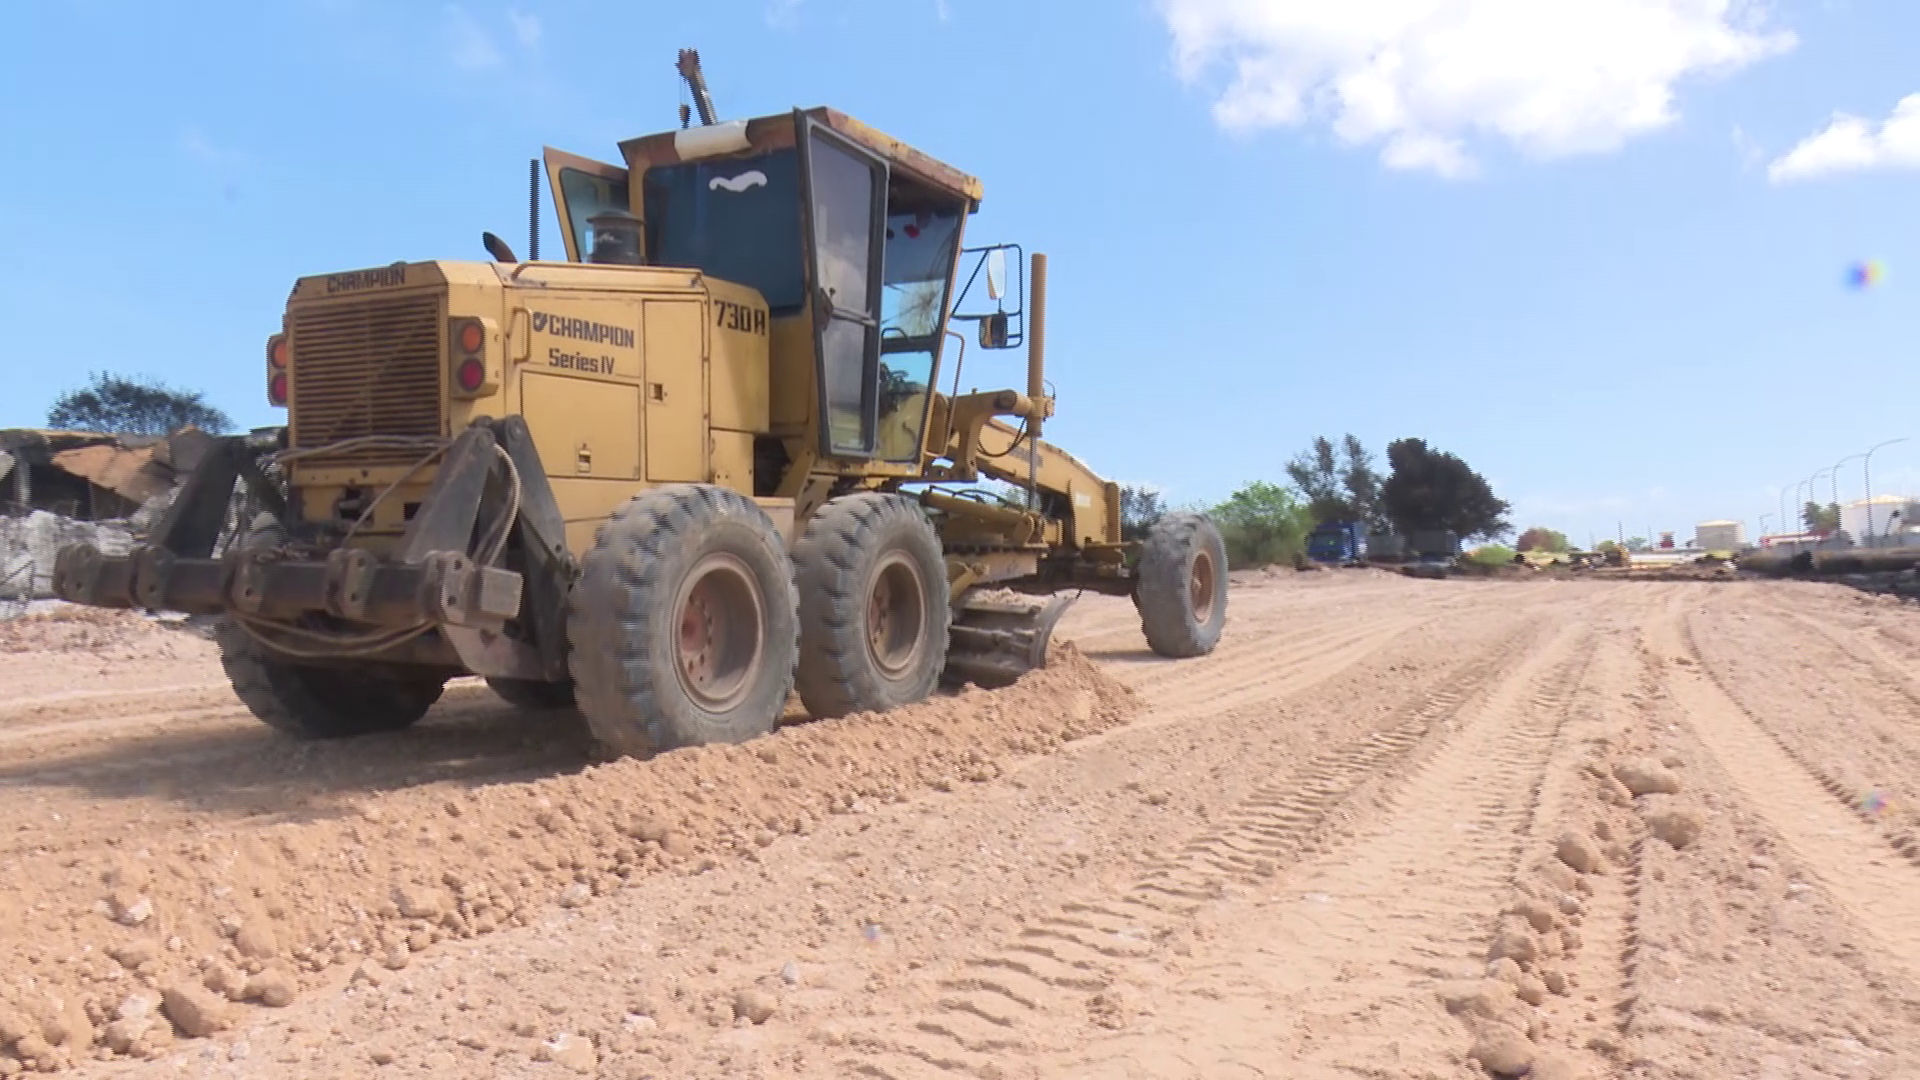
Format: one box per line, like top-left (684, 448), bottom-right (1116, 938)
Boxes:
top-left (1188, 549), bottom-right (1217, 620)
top-left (866, 551), bottom-right (928, 679)
top-left (672, 552), bottom-right (766, 713)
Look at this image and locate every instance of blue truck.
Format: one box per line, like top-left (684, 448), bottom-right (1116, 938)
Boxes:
top-left (1307, 520), bottom-right (1365, 565)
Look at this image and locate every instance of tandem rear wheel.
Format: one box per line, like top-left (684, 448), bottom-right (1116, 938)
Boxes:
top-left (791, 492), bottom-right (950, 719)
top-left (214, 513), bottom-right (449, 738)
top-left (215, 620), bottom-right (450, 738)
top-left (567, 484), bottom-right (800, 757)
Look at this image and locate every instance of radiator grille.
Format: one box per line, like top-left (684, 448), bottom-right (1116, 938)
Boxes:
top-left (289, 295), bottom-right (444, 466)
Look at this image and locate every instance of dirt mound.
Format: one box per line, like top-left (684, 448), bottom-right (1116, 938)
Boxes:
top-left (0, 606), bottom-right (202, 658)
top-left (0, 644), bottom-right (1139, 1069)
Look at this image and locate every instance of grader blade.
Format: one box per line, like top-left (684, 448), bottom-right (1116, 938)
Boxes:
top-left (942, 591), bottom-right (1078, 689)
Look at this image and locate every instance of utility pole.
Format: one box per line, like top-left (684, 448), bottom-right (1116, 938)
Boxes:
top-left (1865, 437), bottom-right (1909, 546)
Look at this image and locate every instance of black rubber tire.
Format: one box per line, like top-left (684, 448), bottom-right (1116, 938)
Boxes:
top-left (485, 676), bottom-right (577, 710)
top-left (1136, 511), bottom-right (1229, 658)
top-left (792, 492), bottom-right (950, 719)
top-left (212, 513), bottom-right (448, 738)
top-left (214, 620), bottom-right (448, 738)
top-left (567, 484), bottom-right (799, 756)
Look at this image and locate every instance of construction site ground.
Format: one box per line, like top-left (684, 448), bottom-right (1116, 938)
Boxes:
top-left (3, 569), bottom-right (1919, 1078)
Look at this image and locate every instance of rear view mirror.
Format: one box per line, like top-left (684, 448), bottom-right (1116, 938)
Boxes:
top-left (980, 312), bottom-right (1009, 349)
top-left (985, 248), bottom-right (1007, 301)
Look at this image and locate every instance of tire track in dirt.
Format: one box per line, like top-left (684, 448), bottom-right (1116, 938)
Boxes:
top-left (1652, 597), bottom-right (1920, 985)
top-left (1093, 591), bottom-right (1499, 727)
top-left (831, 617), bottom-right (1559, 1079)
top-left (1686, 594), bottom-right (1920, 873)
top-left (1034, 619), bottom-right (1600, 1078)
top-left (1739, 593), bottom-right (1920, 713)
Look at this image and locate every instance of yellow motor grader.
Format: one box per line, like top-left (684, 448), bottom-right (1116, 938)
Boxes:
top-left (53, 59), bottom-right (1228, 756)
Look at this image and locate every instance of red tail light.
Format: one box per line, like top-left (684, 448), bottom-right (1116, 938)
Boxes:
top-left (455, 358), bottom-right (486, 393)
top-left (447, 317), bottom-right (496, 397)
top-left (267, 332), bottom-right (289, 406)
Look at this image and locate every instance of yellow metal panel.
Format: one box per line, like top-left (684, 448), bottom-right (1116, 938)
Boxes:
top-left (709, 430), bottom-right (755, 495)
top-left (768, 313), bottom-right (815, 433)
top-left (548, 478), bottom-right (653, 559)
top-left (521, 297), bottom-right (642, 380)
top-left (705, 279), bottom-right (770, 433)
top-left (643, 300), bottom-right (709, 483)
top-left (520, 372), bottom-right (641, 480)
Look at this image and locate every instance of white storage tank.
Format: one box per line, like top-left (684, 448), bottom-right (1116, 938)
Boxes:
top-left (1841, 496), bottom-right (1913, 544)
top-left (1694, 520), bottom-right (1743, 552)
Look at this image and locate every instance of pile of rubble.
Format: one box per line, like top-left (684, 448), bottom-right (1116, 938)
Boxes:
top-left (0, 427), bottom-right (222, 612)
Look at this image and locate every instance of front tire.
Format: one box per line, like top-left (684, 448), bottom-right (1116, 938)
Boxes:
top-left (1136, 511), bottom-right (1228, 658)
top-left (792, 492), bottom-right (950, 719)
top-left (215, 621), bottom-right (448, 738)
top-left (486, 676), bottom-right (577, 710)
top-left (567, 484), bottom-right (799, 756)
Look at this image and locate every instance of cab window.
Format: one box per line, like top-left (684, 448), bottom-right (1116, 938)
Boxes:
top-left (558, 168), bottom-right (630, 262)
top-left (642, 151), bottom-right (805, 314)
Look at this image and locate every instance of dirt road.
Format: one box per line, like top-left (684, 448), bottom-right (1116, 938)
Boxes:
top-left (2, 571), bottom-right (1918, 1077)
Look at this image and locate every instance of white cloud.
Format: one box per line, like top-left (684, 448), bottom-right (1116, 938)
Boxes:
top-left (766, 0), bottom-right (802, 29)
top-left (180, 127), bottom-right (250, 170)
top-left (1156, 0), bottom-right (1796, 178)
top-left (445, 4), bottom-right (503, 70)
top-left (508, 10), bottom-right (542, 48)
top-left (1731, 123), bottom-right (1765, 170)
top-left (1768, 92), bottom-right (1920, 183)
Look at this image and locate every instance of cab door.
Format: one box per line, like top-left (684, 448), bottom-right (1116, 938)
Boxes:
top-left (794, 112), bottom-right (888, 459)
top-left (542, 148), bottom-right (631, 263)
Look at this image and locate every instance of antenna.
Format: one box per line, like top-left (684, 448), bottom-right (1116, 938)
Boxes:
top-left (676, 48), bottom-right (717, 126)
top-left (527, 158), bottom-right (541, 262)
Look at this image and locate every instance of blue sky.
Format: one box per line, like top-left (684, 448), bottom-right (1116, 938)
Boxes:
top-left (3, 0), bottom-right (1917, 546)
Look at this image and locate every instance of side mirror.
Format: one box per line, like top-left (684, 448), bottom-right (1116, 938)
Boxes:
top-left (979, 312), bottom-right (1009, 349)
top-left (985, 248), bottom-right (1007, 301)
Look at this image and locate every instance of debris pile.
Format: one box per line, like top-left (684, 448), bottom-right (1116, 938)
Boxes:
top-left (0, 427), bottom-right (223, 610)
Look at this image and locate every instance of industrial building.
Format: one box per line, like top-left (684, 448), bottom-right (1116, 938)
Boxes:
top-left (1693, 520), bottom-right (1744, 553)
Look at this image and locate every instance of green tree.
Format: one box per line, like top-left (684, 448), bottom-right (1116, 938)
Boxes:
top-left (1801, 501), bottom-right (1839, 532)
top-left (1624, 536), bottom-right (1649, 552)
top-left (1515, 526), bottom-right (1569, 553)
top-left (1118, 484), bottom-right (1166, 542)
top-left (47, 372), bottom-right (232, 436)
top-left (1379, 438), bottom-right (1511, 541)
top-left (1339, 434), bottom-right (1384, 529)
top-left (1467, 544), bottom-right (1519, 567)
top-left (1285, 434), bottom-right (1384, 527)
top-left (1210, 480), bottom-right (1313, 568)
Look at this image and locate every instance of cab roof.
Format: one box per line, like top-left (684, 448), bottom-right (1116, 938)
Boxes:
top-left (616, 106), bottom-right (984, 212)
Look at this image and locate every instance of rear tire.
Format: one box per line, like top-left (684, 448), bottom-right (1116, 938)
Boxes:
top-left (486, 676), bottom-right (576, 710)
top-left (567, 484), bottom-right (798, 756)
top-left (792, 492), bottom-right (949, 718)
top-left (215, 621), bottom-right (448, 738)
top-left (1136, 511), bottom-right (1228, 658)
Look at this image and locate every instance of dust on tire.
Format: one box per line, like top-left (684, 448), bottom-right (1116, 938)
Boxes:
top-left (792, 492), bottom-right (950, 719)
top-left (1135, 511), bottom-right (1228, 658)
top-left (566, 483), bottom-right (799, 757)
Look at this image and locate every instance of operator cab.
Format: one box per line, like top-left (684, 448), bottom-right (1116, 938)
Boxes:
top-left (540, 108), bottom-right (987, 466)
